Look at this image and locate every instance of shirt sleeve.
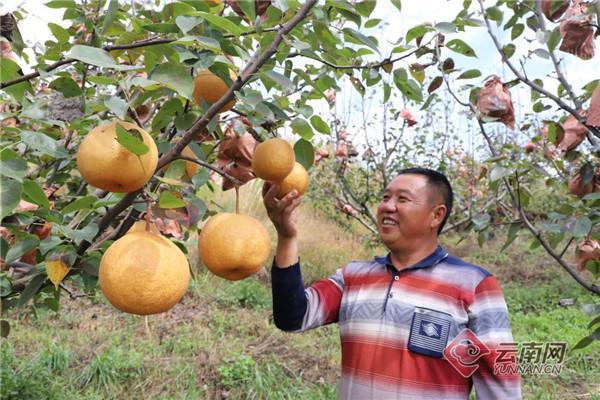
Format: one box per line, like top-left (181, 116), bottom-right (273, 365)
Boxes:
top-left (468, 275), bottom-right (522, 399)
top-left (271, 259), bottom-right (344, 332)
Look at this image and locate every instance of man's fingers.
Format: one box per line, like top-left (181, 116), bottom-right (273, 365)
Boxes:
top-left (276, 190), bottom-right (299, 210)
top-left (263, 183), bottom-right (280, 207)
top-left (282, 196), bottom-right (301, 215)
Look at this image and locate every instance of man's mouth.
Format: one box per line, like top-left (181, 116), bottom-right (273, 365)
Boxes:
top-left (381, 217), bottom-right (398, 226)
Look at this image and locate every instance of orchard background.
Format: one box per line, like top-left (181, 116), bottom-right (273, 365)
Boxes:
top-left (0, 0), bottom-right (599, 398)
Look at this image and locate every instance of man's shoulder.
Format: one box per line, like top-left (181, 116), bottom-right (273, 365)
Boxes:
top-left (434, 254), bottom-right (495, 289)
top-left (442, 255), bottom-right (493, 276)
top-left (338, 259), bottom-right (382, 275)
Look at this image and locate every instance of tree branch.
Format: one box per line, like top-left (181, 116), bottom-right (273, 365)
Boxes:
top-left (178, 155), bottom-right (243, 186)
top-left (446, 74), bottom-right (599, 294)
top-left (477, 0), bottom-right (600, 139)
top-left (287, 35), bottom-right (437, 71)
top-left (71, 0), bottom-right (319, 264)
top-left (1, 26), bottom-right (282, 90)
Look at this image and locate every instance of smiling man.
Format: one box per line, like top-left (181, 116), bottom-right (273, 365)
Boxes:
top-left (263, 167), bottom-right (521, 399)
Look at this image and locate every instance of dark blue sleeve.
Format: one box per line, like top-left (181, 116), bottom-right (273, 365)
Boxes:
top-left (271, 259), bottom-right (307, 331)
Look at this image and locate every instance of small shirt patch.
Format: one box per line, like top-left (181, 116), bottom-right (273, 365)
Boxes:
top-left (408, 307), bottom-right (452, 358)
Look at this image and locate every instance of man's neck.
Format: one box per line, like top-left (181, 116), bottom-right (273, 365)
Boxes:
top-left (389, 241), bottom-right (439, 271)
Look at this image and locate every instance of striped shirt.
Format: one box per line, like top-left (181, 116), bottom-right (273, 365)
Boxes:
top-left (271, 246), bottom-right (521, 399)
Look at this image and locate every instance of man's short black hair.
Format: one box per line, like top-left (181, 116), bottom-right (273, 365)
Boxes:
top-left (396, 167), bottom-right (453, 235)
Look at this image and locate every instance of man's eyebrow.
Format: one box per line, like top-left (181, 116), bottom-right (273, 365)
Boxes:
top-left (383, 188), bottom-right (413, 196)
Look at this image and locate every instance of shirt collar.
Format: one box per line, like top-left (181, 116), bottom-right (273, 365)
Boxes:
top-left (374, 245), bottom-right (448, 272)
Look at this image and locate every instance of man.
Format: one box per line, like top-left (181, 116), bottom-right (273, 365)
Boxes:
top-left (262, 167), bottom-right (521, 399)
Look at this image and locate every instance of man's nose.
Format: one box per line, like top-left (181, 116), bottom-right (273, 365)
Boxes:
top-left (379, 200), bottom-right (396, 212)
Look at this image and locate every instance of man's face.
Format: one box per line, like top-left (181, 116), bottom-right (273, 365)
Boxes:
top-left (376, 174), bottom-right (446, 251)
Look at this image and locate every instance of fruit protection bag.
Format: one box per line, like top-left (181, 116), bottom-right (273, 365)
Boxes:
top-left (558, 112), bottom-right (589, 152)
top-left (216, 132), bottom-right (257, 190)
top-left (477, 75), bottom-right (516, 129)
top-left (559, 1), bottom-right (595, 60)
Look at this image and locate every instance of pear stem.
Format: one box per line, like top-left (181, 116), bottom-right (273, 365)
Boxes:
top-left (235, 185), bottom-right (240, 214)
top-left (145, 199), bottom-right (152, 231)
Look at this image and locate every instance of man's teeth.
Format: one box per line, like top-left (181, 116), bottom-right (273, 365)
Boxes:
top-left (382, 218), bottom-right (398, 226)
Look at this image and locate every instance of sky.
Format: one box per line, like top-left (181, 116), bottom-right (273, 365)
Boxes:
top-left (2, 0), bottom-right (598, 156)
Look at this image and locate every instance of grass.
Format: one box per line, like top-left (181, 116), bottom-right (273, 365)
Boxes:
top-left (1, 183), bottom-right (598, 399)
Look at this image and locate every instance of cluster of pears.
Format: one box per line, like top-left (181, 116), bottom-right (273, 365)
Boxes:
top-left (76, 120), bottom-right (192, 315)
top-left (199, 138), bottom-right (309, 281)
top-left (74, 68), bottom-right (308, 315)
top-left (75, 70), bottom-right (232, 315)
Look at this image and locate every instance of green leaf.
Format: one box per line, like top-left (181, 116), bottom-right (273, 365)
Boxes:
top-left (294, 139), bottom-right (314, 171)
top-left (511, 23), bottom-right (524, 40)
top-left (0, 58), bottom-right (33, 104)
top-left (383, 82), bottom-right (391, 103)
top-left (22, 180), bottom-right (50, 209)
top-left (195, 12), bottom-right (244, 36)
top-left (0, 275), bottom-right (12, 297)
top-left (572, 335), bottom-right (595, 351)
top-left (501, 222), bottom-right (522, 251)
top-left (406, 24), bottom-right (434, 44)
top-left (435, 22), bottom-right (456, 34)
top-left (572, 216), bottom-right (592, 238)
top-left (343, 28), bottom-right (379, 54)
top-left (0, 158), bottom-right (28, 182)
top-left (0, 179), bottom-right (22, 220)
top-left (356, 1), bottom-right (376, 17)
top-left (48, 22), bottom-right (70, 43)
top-left (310, 115), bottom-right (330, 134)
top-left (21, 131), bottom-right (68, 159)
top-left (533, 48), bottom-right (550, 59)
top-left (503, 43), bottom-right (516, 59)
top-left (365, 19), bottom-right (381, 28)
top-left (236, 0), bottom-right (255, 21)
top-left (49, 77), bottom-right (83, 98)
top-left (104, 96), bottom-right (129, 120)
top-left (142, 23), bottom-right (179, 33)
top-left (61, 196), bottom-right (97, 215)
top-left (582, 192), bottom-right (600, 201)
top-left (175, 15), bottom-right (204, 34)
top-left (151, 63), bottom-right (193, 100)
top-left (263, 70), bottom-right (294, 91)
top-left (58, 223), bottom-right (99, 245)
top-left (586, 260), bottom-right (600, 275)
top-left (457, 69), bottom-right (481, 79)
top-left (115, 123), bottom-right (149, 156)
top-left (45, 0), bottom-right (76, 8)
top-left (68, 45), bottom-right (140, 71)
top-left (18, 273), bottom-right (47, 308)
top-left (486, 7), bottom-right (503, 25)
top-left (393, 69), bottom-right (423, 102)
top-left (101, 0), bottom-right (119, 35)
top-left (6, 234), bottom-right (39, 265)
top-left (446, 39), bottom-right (477, 57)
top-left (390, 0), bottom-right (401, 12)
top-left (548, 26), bottom-right (561, 52)
top-left (173, 36), bottom-right (221, 52)
top-left (291, 118), bottom-right (314, 140)
top-left (159, 191), bottom-right (186, 209)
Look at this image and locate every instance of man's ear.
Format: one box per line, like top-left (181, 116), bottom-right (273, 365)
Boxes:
top-left (431, 204), bottom-right (447, 229)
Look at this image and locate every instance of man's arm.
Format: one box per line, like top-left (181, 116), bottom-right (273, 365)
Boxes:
top-left (264, 184), bottom-right (344, 332)
top-left (468, 275), bottom-right (522, 399)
